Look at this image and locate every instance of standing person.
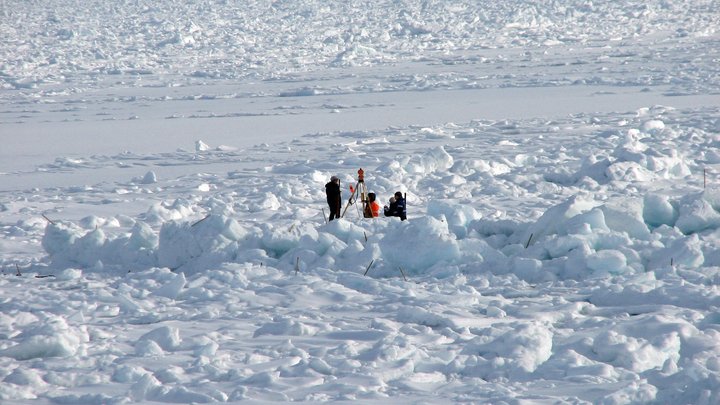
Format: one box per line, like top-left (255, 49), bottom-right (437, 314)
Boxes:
top-left (325, 175), bottom-right (342, 221)
top-left (383, 191), bottom-right (407, 221)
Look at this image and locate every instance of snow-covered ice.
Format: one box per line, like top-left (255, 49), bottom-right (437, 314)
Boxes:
top-left (1, 0), bottom-right (720, 403)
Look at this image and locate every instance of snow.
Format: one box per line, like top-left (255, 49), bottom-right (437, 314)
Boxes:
top-left (2, 0), bottom-right (720, 403)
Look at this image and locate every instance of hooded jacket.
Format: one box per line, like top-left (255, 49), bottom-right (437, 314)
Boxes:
top-left (384, 195), bottom-right (406, 220)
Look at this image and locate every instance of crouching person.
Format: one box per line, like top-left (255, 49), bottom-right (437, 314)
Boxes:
top-left (364, 192), bottom-right (381, 218)
top-left (383, 191), bottom-right (406, 221)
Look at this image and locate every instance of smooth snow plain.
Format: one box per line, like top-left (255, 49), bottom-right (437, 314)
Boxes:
top-left (1, 0), bottom-right (720, 404)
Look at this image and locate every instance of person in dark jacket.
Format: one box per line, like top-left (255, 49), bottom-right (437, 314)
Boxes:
top-left (383, 191), bottom-right (406, 221)
top-left (325, 175), bottom-right (342, 221)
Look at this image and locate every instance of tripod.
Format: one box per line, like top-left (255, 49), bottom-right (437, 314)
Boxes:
top-left (341, 168), bottom-right (371, 218)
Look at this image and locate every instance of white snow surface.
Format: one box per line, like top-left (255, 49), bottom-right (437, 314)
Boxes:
top-left (2, 0), bottom-right (720, 403)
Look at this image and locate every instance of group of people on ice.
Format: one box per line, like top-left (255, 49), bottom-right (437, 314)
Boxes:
top-left (324, 174), bottom-right (406, 222)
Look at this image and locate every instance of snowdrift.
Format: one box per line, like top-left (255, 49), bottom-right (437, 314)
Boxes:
top-left (41, 188), bottom-right (720, 282)
top-left (2, 0), bottom-right (719, 401)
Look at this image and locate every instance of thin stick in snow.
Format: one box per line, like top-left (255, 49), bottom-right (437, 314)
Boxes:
top-left (398, 266), bottom-right (408, 281)
top-left (525, 233), bottom-right (534, 248)
top-left (363, 259), bottom-right (375, 276)
top-left (191, 214), bottom-right (211, 227)
top-left (295, 257), bottom-right (300, 275)
top-left (16, 264), bottom-right (21, 277)
top-left (42, 214), bottom-right (55, 225)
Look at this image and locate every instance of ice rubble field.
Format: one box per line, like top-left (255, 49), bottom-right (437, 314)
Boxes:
top-left (2, 0), bottom-right (720, 404)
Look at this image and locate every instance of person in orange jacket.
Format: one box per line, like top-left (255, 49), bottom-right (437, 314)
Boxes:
top-left (367, 192), bottom-right (381, 218)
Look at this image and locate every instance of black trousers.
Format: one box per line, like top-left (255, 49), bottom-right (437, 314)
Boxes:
top-left (328, 202), bottom-right (340, 221)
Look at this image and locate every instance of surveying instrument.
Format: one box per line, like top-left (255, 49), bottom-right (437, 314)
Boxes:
top-left (341, 168), bottom-right (373, 218)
